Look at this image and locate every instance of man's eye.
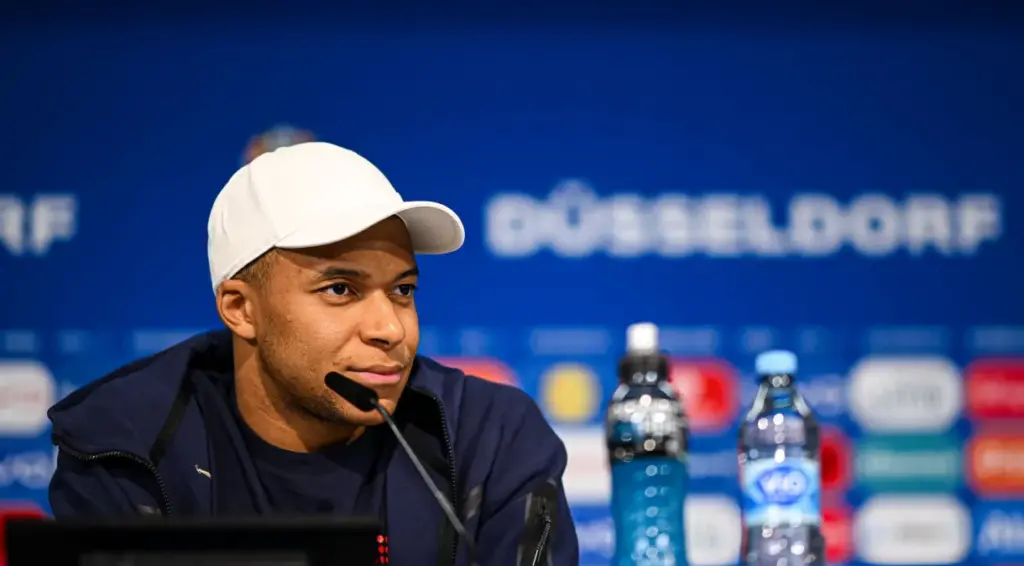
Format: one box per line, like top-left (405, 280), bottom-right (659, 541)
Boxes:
top-left (323, 284), bottom-right (353, 296)
top-left (395, 284), bottom-right (417, 297)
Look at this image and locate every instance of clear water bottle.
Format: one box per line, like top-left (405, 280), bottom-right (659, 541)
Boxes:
top-left (739, 350), bottom-right (825, 566)
top-left (606, 322), bottom-right (689, 566)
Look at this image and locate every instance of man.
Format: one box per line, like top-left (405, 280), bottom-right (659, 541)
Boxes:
top-left (47, 142), bottom-right (579, 566)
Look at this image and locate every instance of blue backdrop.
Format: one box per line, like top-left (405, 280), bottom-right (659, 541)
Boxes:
top-left (2, 6), bottom-right (1023, 565)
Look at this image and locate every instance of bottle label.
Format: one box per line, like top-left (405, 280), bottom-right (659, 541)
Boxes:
top-left (610, 458), bottom-right (687, 565)
top-left (740, 456), bottom-right (821, 526)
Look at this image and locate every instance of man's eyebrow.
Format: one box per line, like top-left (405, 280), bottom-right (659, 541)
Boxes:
top-left (313, 266), bottom-right (419, 282)
top-left (313, 267), bottom-right (368, 282)
top-left (396, 267), bottom-right (420, 281)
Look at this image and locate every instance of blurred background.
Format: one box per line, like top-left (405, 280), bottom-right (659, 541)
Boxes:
top-left (1, 2), bottom-right (1023, 565)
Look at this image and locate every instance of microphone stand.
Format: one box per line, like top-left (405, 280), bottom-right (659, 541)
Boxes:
top-left (371, 400), bottom-right (481, 566)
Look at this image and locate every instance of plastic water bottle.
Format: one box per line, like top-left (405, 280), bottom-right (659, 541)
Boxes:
top-left (606, 322), bottom-right (689, 566)
top-left (739, 350), bottom-right (825, 566)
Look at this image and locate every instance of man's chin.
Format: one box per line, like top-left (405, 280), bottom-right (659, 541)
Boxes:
top-left (338, 399), bottom-right (396, 426)
top-left (342, 412), bottom-right (384, 427)
top-left (374, 398), bottom-right (398, 416)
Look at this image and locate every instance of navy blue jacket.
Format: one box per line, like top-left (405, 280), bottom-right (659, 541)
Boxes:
top-left (47, 331), bottom-right (578, 566)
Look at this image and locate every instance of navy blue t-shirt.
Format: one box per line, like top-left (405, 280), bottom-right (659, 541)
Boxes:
top-left (233, 399), bottom-right (387, 516)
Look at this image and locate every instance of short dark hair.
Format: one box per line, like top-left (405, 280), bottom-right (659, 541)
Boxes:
top-left (233, 249), bottom-right (275, 287)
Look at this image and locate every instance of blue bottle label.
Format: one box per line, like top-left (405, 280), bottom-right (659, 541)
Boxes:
top-left (610, 459), bottom-right (688, 566)
top-left (740, 457), bottom-right (821, 526)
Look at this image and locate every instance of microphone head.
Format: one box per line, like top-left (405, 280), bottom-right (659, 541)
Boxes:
top-left (324, 372), bottom-right (379, 412)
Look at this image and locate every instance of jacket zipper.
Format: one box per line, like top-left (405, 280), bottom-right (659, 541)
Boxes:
top-left (56, 442), bottom-right (173, 516)
top-left (530, 505), bottom-right (553, 566)
top-left (422, 392), bottom-right (460, 566)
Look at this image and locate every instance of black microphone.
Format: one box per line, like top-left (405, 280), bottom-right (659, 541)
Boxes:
top-left (324, 372), bottom-right (479, 566)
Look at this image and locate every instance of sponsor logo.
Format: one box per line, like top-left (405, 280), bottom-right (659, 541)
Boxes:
top-left (854, 495), bottom-right (970, 565)
top-left (539, 363), bottom-right (601, 424)
top-left (0, 360), bottom-right (56, 436)
top-left (242, 124), bottom-right (315, 165)
top-left (820, 427), bottom-right (852, 493)
top-left (555, 426), bottom-right (609, 504)
top-left (668, 359), bottom-right (738, 433)
top-left (433, 357), bottom-right (517, 387)
top-left (823, 507), bottom-right (854, 564)
top-left (0, 450), bottom-right (55, 490)
top-left (966, 358), bottom-right (1024, 420)
top-left (855, 434), bottom-right (961, 492)
top-left (976, 503), bottom-right (1024, 560)
top-left (685, 496), bottom-right (742, 566)
top-left (0, 194), bottom-right (77, 256)
top-left (753, 466), bottom-right (809, 505)
top-left (968, 431), bottom-right (1024, 495)
top-left (848, 357), bottom-right (963, 433)
top-left (484, 181), bottom-right (1003, 259)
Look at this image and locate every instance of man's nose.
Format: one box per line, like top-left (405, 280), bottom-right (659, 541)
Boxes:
top-left (358, 291), bottom-right (406, 348)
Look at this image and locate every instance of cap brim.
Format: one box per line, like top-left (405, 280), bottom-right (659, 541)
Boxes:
top-left (275, 200), bottom-right (465, 255)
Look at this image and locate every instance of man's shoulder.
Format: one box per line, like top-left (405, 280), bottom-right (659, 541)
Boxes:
top-left (414, 355), bottom-right (542, 423)
top-left (416, 357), bottom-right (569, 524)
top-left (414, 356), bottom-right (557, 458)
top-left (47, 330), bottom-right (231, 456)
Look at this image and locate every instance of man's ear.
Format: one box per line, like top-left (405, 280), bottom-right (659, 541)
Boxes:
top-left (216, 279), bottom-right (259, 341)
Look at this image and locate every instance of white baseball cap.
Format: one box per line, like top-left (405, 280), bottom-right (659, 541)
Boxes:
top-left (207, 141), bottom-right (465, 291)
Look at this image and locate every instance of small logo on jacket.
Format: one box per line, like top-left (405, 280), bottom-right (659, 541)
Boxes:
top-left (194, 465), bottom-right (211, 479)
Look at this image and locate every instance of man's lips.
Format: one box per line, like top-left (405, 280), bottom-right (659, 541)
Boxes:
top-left (348, 366), bottom-right (404, 385)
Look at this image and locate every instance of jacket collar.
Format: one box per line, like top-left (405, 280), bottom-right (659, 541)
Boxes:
top-left (48, 330), bottom-right (454, 459)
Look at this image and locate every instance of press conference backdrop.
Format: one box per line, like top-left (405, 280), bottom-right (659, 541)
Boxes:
top-left (2, 6), bottom-right (1023, 566)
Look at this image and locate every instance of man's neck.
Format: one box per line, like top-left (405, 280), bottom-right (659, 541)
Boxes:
top-left (233, 362), bottom-right (362, 453)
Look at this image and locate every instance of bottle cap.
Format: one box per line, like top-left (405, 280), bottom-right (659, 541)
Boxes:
top-left (755, 350), bottom-right (798, 376)
top-left (626, 322), bottom-right (659, 354)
